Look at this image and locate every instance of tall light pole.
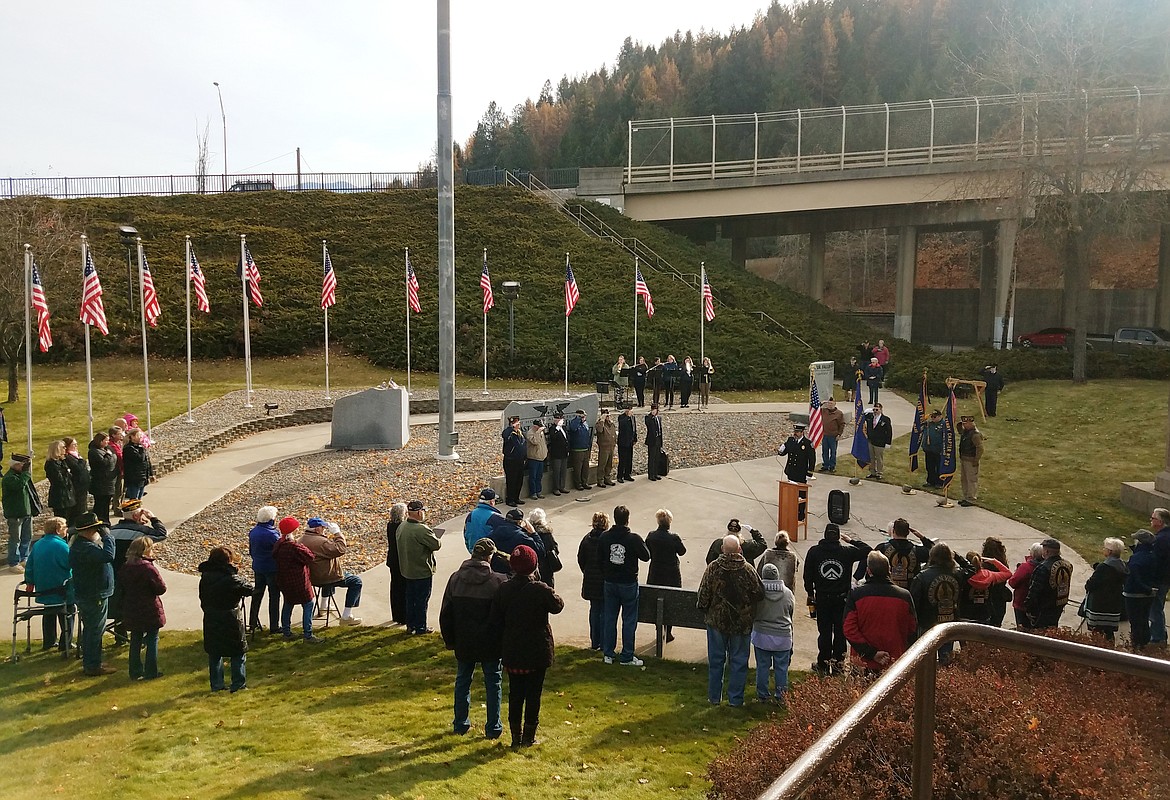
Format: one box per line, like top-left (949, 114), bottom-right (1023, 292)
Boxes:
top-left (435, 0), bottom-right (458, 460)
top-left (213, 81), bottom-right (227, 190)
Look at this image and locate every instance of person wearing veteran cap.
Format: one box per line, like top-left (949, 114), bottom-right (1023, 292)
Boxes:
top-left (301, 518), bottom-right (363, 626)
top-left (545, 412), bottom-right (570, 496)
top-left (819, 398), bottom-right (846, 473)
top-left (957, 415), bottom-right (985, 507)
top-left (645, 404), bottom-right (664, 481)
top-left (3, 453), bottom-right (35, 572)
top-left (594, 408), bottom-right (617, 488)
top-left (501, 416), bottom-right (528, 508)
top-left (489, 544), bottom-right (564, 748)
top-left (397, 500), bottom-right (442, 634)
top-left (567, 409), bottom-right (593, 491)
top-left (272, 516), bottom-right (322, 643)
top-left (525, 419), bottom-right (548, 500)
top-left (1124, 530), bottom-right (1160, 648)
top-left (69, 511), bottom-right (116, 675)
top-left (1024, 538), bottom-right (1073, 628)
top-left (109, 499), bottom-right (168, 642)
top-left (779, 422), bottom-right (817, 485)
top-left (440, 537), bottom-right (507, 739)
top-left (485, 508), bottom-right (545, 575)
top-left (862, 356), bottom-right (884, 406)
top-left (464, 488), bottom-right (503, 554)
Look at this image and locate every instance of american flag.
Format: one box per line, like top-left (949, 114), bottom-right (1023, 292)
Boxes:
top-left (30, 260), bottom-right (52, 352)
top-left (244, 244), bottom-right (263, 306)
top-left (480, 250), bottom-right (494, 314)
top-left (635, 264), bottom-right (654, 318)
top-left (321, 246), bottom-right (337, 309)
top-left (80, 245), bottom-right (109, 335)
top-left (406, 252), bottom-right (421, 313)
top-left (564, 255), bottom-right (579, 316)
top-left (807, 379), bottom-right (824, 447)
top-left (189, 248), bottom-right (210, 313)
top-left (141, 250), bottom-right (161, 327)
top-left (702, 266), bottom-right (716, 322)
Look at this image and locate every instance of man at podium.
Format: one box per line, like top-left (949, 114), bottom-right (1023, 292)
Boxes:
top-left (778, 423), bottom-right (816, 484)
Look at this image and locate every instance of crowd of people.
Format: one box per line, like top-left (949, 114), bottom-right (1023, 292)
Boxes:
top-left (609, 354), bottom-right (714, 411)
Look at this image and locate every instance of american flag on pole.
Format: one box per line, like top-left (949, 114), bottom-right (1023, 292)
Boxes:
top-left (406, 253), bottom-right (421, 313)
top-left (702, 267), bottom-right (716, 322)
top-left (807, 378), bottom-right (824, 448)
top-left (141, 251), bottom-right (161, 327)
top-left (80, 246), bottom-right (109, 335)
top-left (635, 265), bottom-right (654, 318)
top-left (30, 260), bottom-right (52, 352)
top-left (480, 250), bottom-right (494, 314)
top-left (321, 246), bottom-right (337, 309)
top-left (189, 248), bottom-right (210, 313)
top-left (564, 256), bottom-right (579, 317)
top-left (243, 244), bottom-right (263, 306)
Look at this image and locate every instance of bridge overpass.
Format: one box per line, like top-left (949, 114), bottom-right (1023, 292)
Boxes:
top-left (578, 88), bottom-right (1170, 344)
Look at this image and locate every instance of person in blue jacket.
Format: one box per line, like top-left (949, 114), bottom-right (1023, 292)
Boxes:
top-left (1124, 529), bottom-right (1160, 649)
top-left (486, 509), bottom-right (545, 574)
top-left (248, 505), bottom-right (281, 634)
top-left (464, 488), bottom-right (503, 553)
top-left (24, 516), bottom-right (73, 651)
top-left (501, 416), bottom-right (528, 508)
top-left (69, 511), bottom-right (116, 675)
top-left (566, 409), bottom-right (593, 491)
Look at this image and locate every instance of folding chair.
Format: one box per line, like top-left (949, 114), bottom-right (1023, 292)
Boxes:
top-left (11, 581), bottom-right (75, 661)
top-left (313, 585), bottom-right (341, 631)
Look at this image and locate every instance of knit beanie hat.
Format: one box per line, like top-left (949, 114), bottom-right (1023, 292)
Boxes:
top-left (277, 516), bottom-right (300, 536)
top-left (509, 544), bottom-right (538, 576)
top-left (761, 563), bottom-right (780, 581)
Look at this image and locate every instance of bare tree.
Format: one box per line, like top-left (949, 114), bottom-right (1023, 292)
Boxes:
top-left (0, 198), bottom-right (87, 401)
top-left (196, 118), bottom-right (211, 194)
top-left (956, 0), bottom-right (1170, 382)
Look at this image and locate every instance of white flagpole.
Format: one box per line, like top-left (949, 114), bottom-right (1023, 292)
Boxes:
top-left (240, 234), bottom-right (253, 408)
top-left (23, 244), bottom-right (33, 454)
top-left (185, 236), bottom-right (195, 423)
top-left (482, 247), bottom-right (489, 396)
top-left (323, 240), bottom-right (331, 401)
top-left (81, 236), bottom-right (95, 441)
top-left (137, 238), bottom-right (152, 438)
top-left (633, 256), bottom-right (639, 363)
top-left (405, 247), bottom-right (411, 394)
top-left (700, 262), bottom-right (706, 368)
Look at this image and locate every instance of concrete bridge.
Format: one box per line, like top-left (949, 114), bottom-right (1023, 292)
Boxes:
top-left (579, 88), bottom-right (1170, 344)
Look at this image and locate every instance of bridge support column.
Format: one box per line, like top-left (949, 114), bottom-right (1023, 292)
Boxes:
top-left (893, 226), bottom-right (917, 341)
top-left (977, 229), bottom-right (997, 345)
top-left (1157, 224), bottom-right (1170, 330)
top-left (992, 219), bottom-right (1019, 349)
top-left (808, 231), bottom-right (825, 302)
top-left (730, 235), bottom-right (747, 268)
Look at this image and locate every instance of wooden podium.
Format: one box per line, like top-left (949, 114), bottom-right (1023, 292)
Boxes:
top-left (777, 480), bottom-right (810, 541)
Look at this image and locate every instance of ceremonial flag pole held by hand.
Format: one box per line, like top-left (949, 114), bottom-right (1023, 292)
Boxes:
top-left (700, 263), bottom-right (715, 366)
top-left (79, 236), bottom-right (109, 441)
top-left (634, 258), bottom-right (654, 362)
top-left (322, 241), bottom-right (337, 400)
top-left (136, 238), bottom-right (160, 438)
top-left (807, 370), bottom-right (824, 448)
top-left (406, 248), bottom-right (421, 393)
top-left (481, 248), bottom-right (493, 395)
top-left (938, 389), bottom-right (959, 508)
top-left (239, 236), bottom-right (263, 408)
top-left (564, 253), bottom-right (579, 395)
top-left (185, 237), bottom-right (210, 423)
top-left (848, 380), bottom-right (869, 485)
top-left (909, 370), bottom-right (929, 472)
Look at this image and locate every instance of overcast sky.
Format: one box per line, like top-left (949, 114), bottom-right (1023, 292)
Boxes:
top-left (0, 1), bottom-right (770, 179)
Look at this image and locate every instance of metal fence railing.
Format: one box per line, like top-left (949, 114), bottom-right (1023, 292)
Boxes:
top-left (0, 166), bottom-right (580, 200)
top-left (628, 86), bottom-right (1170, 185)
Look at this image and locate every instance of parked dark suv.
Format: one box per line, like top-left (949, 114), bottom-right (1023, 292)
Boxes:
top-left (227, 180), bottom-right (276, 192)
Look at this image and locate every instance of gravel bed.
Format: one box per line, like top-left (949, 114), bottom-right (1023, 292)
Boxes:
top-left (159, 410), bottom-right (795, 576)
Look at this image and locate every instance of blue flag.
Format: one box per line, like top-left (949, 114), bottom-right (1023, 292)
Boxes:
top-left (908, 373), bottom-right (929, 472)
top-left (850, 376), bottom-right (870, 469)
top-left (939, 390), bottom-right (958, 488)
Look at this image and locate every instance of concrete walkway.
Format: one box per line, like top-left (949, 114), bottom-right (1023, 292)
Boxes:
top-left (3, 393), bottom-right (1090, 671)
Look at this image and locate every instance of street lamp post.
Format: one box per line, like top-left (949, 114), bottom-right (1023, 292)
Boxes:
top-left (213, 81), bottom-right (227, 190)
top-left (118, 225), bottom-right (139, 314)
top-left (502, 281), bottom-right (521, 362)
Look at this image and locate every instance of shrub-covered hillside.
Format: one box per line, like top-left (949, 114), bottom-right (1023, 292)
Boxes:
top-left (31, 188), bottom-right (891, 390)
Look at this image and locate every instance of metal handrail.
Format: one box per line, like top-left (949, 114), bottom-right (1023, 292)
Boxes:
top-left (761, 622), bottom-right (1170, 800)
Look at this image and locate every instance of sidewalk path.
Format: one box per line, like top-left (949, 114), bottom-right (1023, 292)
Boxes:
top-left (4, 393), bottom-right (1088, 670)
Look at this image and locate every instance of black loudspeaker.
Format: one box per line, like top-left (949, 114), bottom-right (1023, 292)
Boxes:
top-left (659, 451), bottom-right (670, 476)
top-left (827, 489), bottom-right (850, 525)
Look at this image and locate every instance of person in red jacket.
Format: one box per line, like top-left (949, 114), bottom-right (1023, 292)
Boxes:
top-left (959, 550), bottom-right (1012, 625)
top-left (1008, 543), bottom-right (1044, 629)
top-left (272, 516), bottom-right (320, 643)
top-left (118, 536), bottom-right (167, 680)
top-left (844, 552), bottom-right (917, 674)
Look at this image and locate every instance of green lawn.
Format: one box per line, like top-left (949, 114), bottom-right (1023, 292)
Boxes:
top-left (0, 629), bottom-right (766, 800)
top-left (878, 379), bottom-right (1164, 562)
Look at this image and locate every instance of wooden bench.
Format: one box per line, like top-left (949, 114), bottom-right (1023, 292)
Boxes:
top-left (636, 584), bottom-right (707, 658)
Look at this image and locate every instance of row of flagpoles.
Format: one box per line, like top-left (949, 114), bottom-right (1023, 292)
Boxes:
top-left (21, 240), bottom-right (723, 450)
